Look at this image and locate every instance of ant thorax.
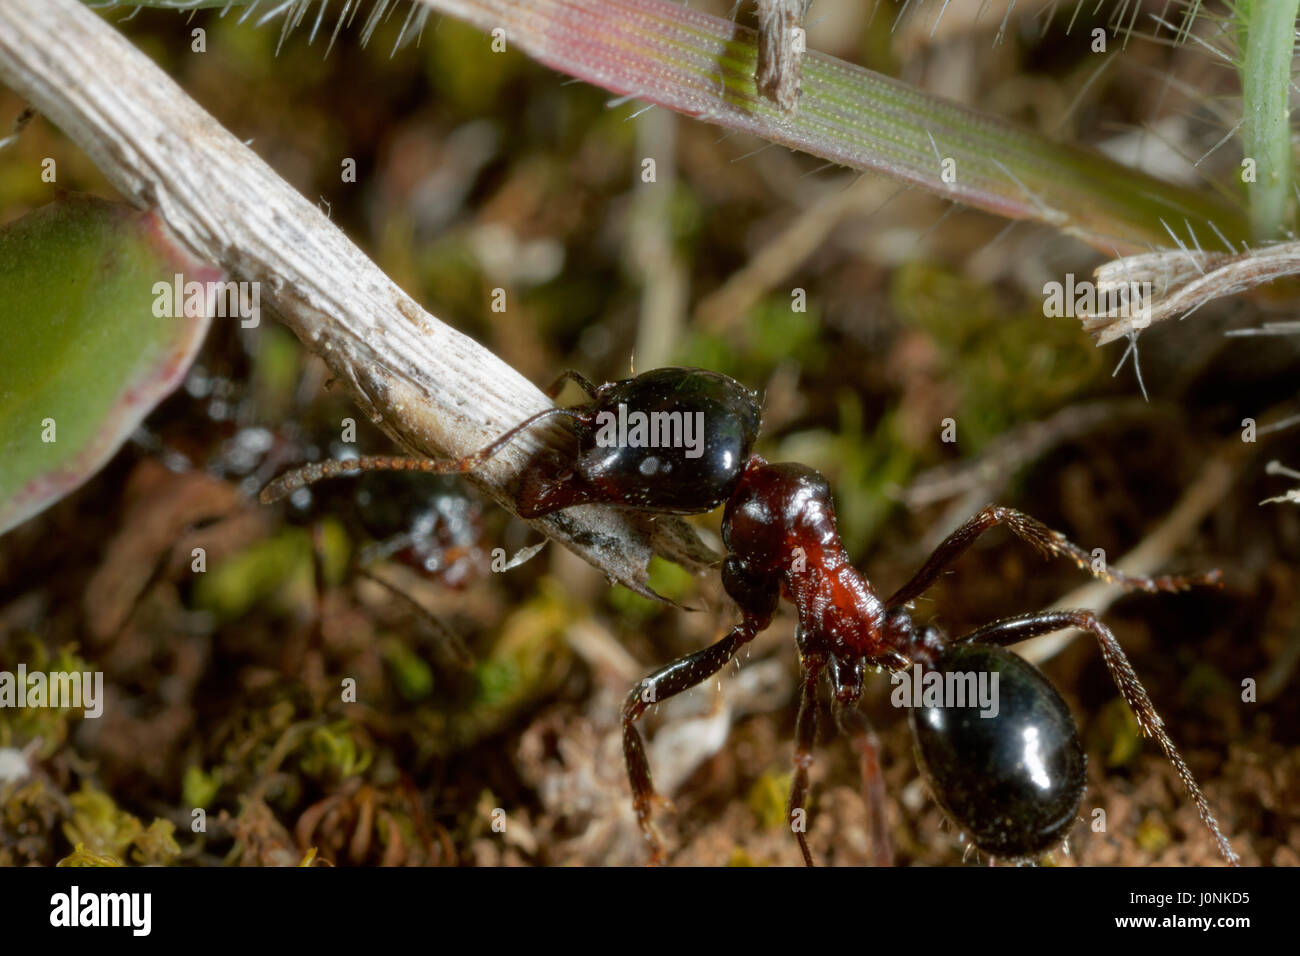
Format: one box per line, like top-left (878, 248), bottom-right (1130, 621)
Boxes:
top-left (725, 458), bottom-right (888, 660)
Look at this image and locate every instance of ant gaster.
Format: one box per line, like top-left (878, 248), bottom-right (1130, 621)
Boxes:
top-left (262, 366), bottom-right (1237, 866)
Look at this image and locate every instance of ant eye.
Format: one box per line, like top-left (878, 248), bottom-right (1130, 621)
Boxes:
top-left (908, 643), bottom-right (1086, 861)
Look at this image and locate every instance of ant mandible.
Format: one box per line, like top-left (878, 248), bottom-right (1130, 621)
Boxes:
top-left (261, 366), bottom-right (1237, 866)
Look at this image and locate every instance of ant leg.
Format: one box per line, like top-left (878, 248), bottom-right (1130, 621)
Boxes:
top-left (621, 619), bottom-right (764, 864)
top-left (956, 609), bottom-right (1238, 865)
top-left (260, 406), bottom-right (584, 504)
top-left (886, 505), bottom-right (1220, 608)
top-left (545, 369), bottom-right (599, 399)
top-left (832, 699), bottom-right (894, 866)
top-left (788, 654), bottom-right (826, 867)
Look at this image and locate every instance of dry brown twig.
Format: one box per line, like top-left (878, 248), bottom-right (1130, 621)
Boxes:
top-left (1081, 242), bottom-right (1300, 345)
top-left (0, 0), bottom-right (715, 598)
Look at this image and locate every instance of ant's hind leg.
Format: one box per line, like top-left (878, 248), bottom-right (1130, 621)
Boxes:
top-left (886, 505), bottom-right (1220, 609)
top-left (956, 609), bottom-right (1238, 865)
top-left (788, 656), bottom-right (825, 866)
top-left (621, 621), bottom-right (761, 864)
top-left (833, 699), bottom-right (893, 866)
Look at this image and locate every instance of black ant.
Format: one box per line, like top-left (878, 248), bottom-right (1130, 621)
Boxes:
top-left (262, 367), bottom-right (761, 517)
top-left (261, 366), bottom-right (1238, 866)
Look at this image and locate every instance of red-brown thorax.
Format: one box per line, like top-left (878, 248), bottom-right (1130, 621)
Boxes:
top-left (782, 533), bottom-right (887, 659)
top-left (725, 458), bottom-right (892, 663)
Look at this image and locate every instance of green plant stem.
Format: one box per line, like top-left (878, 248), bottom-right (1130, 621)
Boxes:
top-left (1238, 0), bottom-right (1299, 240)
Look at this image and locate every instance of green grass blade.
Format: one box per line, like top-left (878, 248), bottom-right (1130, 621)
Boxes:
top-left (424, 0), bottom-right (1247, 252)
top-left (1237, 0), bottom-right (1299, 239)
top-left (83, 0), bottom-right (1249, 251)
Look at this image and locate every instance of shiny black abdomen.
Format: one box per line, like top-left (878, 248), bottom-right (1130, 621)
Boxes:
top-left (908, 642), bottom-right (1087, 860)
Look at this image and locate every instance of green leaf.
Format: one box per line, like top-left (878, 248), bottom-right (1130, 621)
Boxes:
top-left (0, 194), bottom-right (220, 534)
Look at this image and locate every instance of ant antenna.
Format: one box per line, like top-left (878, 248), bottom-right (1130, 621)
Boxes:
top-left (259, 406), bottom-right (581, 504)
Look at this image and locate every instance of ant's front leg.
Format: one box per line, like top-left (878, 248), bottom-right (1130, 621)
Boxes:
top-left (788, 650), bottom-right (826, 867)
top-left (886, 505), bottom-right (1220, 609)
top-left (621, 619), bottom-right (764, 864)
top-left (956, 609), bottom-right (1238, 865)
top-left (832, 698), bottom-right (893, 867)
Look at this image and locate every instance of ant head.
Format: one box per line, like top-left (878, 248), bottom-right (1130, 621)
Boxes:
top-left (906, 642), bottom-right (1086, 862)
top-left (561, 367), bottom-right (762, 515)
top-left (514, 367), bottom-right (764, 518)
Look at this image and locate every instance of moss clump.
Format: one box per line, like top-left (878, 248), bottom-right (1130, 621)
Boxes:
top-left (60, 782), bottom-right (181, 866)
top-left (747, 769), bottom-right (794, 830)
top-left (298, 722), bottom-right (374, 782)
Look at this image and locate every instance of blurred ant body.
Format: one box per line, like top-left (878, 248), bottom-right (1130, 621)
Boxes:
top-left (317, 470), bottom-right (488, 591)
top-left (147, 354), bottom-right (492, 591)
top-left (263, 366), bottom-right (1237, 866)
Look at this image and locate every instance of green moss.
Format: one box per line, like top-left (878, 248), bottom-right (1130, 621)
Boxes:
top-left (416, 234), bottom-right (482, 325)
top-left (298, 722), bottom-right (374, 781)
top-left (62, 783), bottom-right (141, 861)
top-left (747, 769), bottom-right (794, 830)
top-left (315, 517), bottom-right (353, 589)
top-left (191, 526), bottom-right (318, 620)
top-left (775, 395), bottom-right (916, 554)
top-left (0, 639), bottom-right (99, 758)
top-left (1, 779), bottom-right (63, 866)
top-left (57, 843), bottom-right (123, 867)
top-left (424, 19), bottom-right (524, 115)
top-left (1136, 814), bottom-right (1172, 854)
top-left (249, 323), bottom-right (303, 422)
top-left (474, 658), bottom-right (522, 708)
top-left (1179, 660), bottom-right (1236, 707)
top-left (132, 820), bottom-right (182, 865)
top-left (1091, 697), bottom-right (1144, 769)
top-left (182, 764), bottom-right (223, 810)
top-left (60, 782), bottom-right (181, 866)
top-left (382, 637), bottom-right (436, 702)
top-left (676, 297), bottom-right (824, 384)
top-left (405, 582), bottom-right (577, 752)
top-left (608, 555), bottom-right (699, 620)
